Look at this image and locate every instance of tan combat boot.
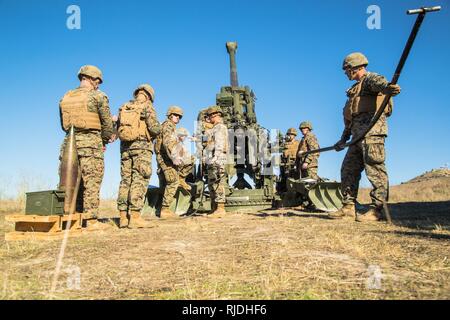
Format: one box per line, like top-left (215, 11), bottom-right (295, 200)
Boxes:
top-left (356, 206), bottom-right (385, 222)
top-left (127, 211), bottom-right (152, 229)
top-left (119, 211), bottom-right (129, 228)
top-left (209, 203), bottom-right (226, 217)
top-left (159, 206), bottom-right (179, 219)
top-left (84, 218), bottom-right (115, 231)
top-left (328, 203), bottom-right (356, 220)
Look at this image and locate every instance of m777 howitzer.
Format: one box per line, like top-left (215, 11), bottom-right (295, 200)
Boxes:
top-left (143, 42), bottom-right (343, 216)
top-left (193, 41), bottom-right (277, 212)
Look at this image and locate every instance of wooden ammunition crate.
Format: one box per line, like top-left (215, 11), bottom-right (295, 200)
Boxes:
top-left (5, 213), bottom-right (82, 241)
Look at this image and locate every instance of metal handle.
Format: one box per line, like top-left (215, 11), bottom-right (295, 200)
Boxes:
top-left (407, 6), bottom-right (441, 15)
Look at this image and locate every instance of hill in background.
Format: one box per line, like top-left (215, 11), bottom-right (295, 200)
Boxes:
top-left (358, 168), bottom-right (450, 204)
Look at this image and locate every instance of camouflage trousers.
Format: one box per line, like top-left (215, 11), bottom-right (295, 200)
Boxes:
top-left (59, 132), bottom-right (105, 219)
top-left (75, 154), bottom-right (104, 218)
top-left (158, 162), bottom-right (193, 207)
top-left (341, 136), bottom-right (388, 207)
top-left (117, 149), bottom-right (152, 212)
top-left (207, 164), bottom-right (227, 204)
top-left (301, 167), bottom-right (318, 180)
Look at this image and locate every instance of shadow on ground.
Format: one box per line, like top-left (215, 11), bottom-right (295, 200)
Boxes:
top-left (248, 207), bottom-right (330, 220)
top-left (388, 201), bottom-right (450, 231)
top-left (247, 201), bottom-right (450, 231)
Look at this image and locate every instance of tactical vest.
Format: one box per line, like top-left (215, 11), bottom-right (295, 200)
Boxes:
top-left (343, 77), bottom-right (393, 123)
top-left (118, 101), bottom-right (150, 142)
top-left (282, 140), bottom-right (299, 160)
top-left (60, 89), bottom-right (101, 131)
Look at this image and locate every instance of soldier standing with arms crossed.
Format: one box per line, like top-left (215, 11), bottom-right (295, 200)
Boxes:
top-left (58, 65), bottom-right (115, 230)
top-left (330, 53), bottom-right (401, 221)
top-left (116, 84), bottom-right (161, 228)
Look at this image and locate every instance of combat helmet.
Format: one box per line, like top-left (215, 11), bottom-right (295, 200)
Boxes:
top-left (166, 106), bottom-right (184, 118)
top-left (78, 65), bottom-right (103, 83)
top-left (206, 106), bottom-right (223, 117)
top-left (176, 127), bottom-right (189, 137)
top-left (299, 121), bottom-right (313, 130)
top-left (342, 52), bottom-right (368, 70)
top-left (286, 128), bottom-right (298, 136)
top-left (134, 84), bottom-right (155, 101)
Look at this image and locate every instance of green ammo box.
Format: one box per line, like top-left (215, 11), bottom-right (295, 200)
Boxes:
top-left (25, 190), bottom-right (66, 215)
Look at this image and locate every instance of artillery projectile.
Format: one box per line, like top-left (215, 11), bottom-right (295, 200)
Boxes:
top-left (59, 126), bottom-right (81, 214)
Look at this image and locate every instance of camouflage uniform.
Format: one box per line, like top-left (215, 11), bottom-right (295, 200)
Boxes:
top-left (155, 119), bottom-right (193, 207)
top-left (298, 132), bottom-right (320, 179)
top-left (117, 100), bottom-right (160, 212)
top-left (281, 139), bottom-right (300, 179)
top-left (58, 87), bottom-right (114, 218)
top-left (194, 109), bottom-right (214, 171)
top-left (205, 119), bottom-right (229, 204)
top-left (340, 72), bottom-right (391, 208)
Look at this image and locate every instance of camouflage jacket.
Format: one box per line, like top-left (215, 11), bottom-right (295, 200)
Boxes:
top-left (298, 132), bottom-right (320, 167)
top-left (205, 120), bottom-right (228, 166)
top-left (119, 100), bottom-right (161, 151)
top-left (59, 87), bottom-right (114, 145)
top-left (341, 72), bottom-right (390, 141)
top-left (155, 119), bottom-right (177, 167)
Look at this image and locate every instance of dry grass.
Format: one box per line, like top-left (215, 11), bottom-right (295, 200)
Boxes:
top-left (0, 175), bottom-right (449, 300)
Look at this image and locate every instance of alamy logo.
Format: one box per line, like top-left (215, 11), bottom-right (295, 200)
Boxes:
top-left (366, 265), bottom-right (383, 289)
top-left (65, 265), bottom-right (81, 290)
top-left (66, 5), bottom-right (81, 30)
top-left (367, 5), bottom-right (381, 30)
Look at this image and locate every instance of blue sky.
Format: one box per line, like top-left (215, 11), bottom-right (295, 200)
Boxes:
top-left (0, 0), bottom-right (448, 199)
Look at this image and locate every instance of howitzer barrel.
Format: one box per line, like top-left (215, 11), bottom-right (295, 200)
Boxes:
top-left (226, 42), bottom-right (239, 87)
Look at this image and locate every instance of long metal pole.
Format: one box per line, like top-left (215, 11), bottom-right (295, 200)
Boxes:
top-left (302, 6), bottom-right (441, 157)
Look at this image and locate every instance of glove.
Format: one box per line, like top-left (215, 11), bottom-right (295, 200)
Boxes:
top-left (382, 83), bottom-right (401, 96)
top-left (334, 140), bottom-right (346, 152)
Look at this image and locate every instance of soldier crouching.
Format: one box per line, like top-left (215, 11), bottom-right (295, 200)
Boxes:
top-left (155, 106), bottom-right (186, 219)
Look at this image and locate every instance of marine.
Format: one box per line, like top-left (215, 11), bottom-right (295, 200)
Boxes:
top-left (297, 121), bottom-right (320, 180)
top-left (204, 106), bottom-right (229, 216)
top-left (280, 128), bottom-right (300, 179)
top-left (155, 106), bottom-right (187, 219)
top-left (58, 65), bottom-right (115, 230)
top-left (194, 108), bottom-right (214, 179)
top-left (330, 52), bottom-right (401, 221)
top-left (116, 84), bottom-right (161, 228)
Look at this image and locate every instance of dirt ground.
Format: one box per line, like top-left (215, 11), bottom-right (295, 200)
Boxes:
top-left (0, 174), bottom-right (449, 300)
